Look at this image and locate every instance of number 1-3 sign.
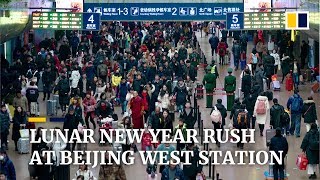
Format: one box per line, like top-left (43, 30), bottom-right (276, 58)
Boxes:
top-left (83, 13), bottom-right (100, 31)
top-left (226, 13), bottom-right (244, 30)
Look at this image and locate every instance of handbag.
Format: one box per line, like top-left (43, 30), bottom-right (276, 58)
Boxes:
top-left (296, 153), bottom-right (308, 170)
top-left (19, 129), bottom-right (29, 138)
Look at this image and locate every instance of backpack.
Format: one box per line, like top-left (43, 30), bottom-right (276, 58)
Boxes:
top-left (210, 106), bottom-right (222, 123)
top-left (309, 132), bottom-right (320, 151)
top-left (256, 99), bottom-right (266, 114)
top-left (237, 111), bottom-right (247, 128)
top-left (100, 67), bottom-right (107, 76)
top-left (281, 111), bottom-right (290, 125)
top-left (291, 96), bottom-right (301, 112)
top-left (59, 79), bottom-right (69, 94)
top-left (252, 53), bottom-right (258, 64)
top-left (219, 47), bottom-right (225, 55)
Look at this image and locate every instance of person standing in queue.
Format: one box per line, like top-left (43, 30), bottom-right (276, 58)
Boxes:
top-left (224, 68), bottom-right (236, 111)
top-left (202, 65), bottom-right (217, 108)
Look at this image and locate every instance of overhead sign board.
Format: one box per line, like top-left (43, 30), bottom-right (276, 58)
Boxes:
top-left (244, 12), bottom-right (286, 29)
top-left (32, 12), bottom-right (100, 31)
top-left (84, 3), bottom-right (244, 21)
top-left (227, 12), bottom-right (286, 30)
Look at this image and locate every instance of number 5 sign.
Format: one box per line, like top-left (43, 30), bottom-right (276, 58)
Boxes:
top-left (83, 13), bottom-right (100, 31)
top-left (226, 13), bottom-right (244, 30)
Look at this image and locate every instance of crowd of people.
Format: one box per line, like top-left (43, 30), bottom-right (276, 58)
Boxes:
top-left (0, 21), bottom-right (319, 180)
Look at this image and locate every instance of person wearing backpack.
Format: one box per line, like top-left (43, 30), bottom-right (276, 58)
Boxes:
top-left (300, 123), bottom-right (319, 179)
top-left (302, 96), bottom-right (318, 132)
top-left (210, 99), bottom-right (227, 147)
top-left (249, 49), bottom-right (260, 75)
top-left (286, 89), bottom-right (303, 137)
top-left (270, 98), bottom-right (285, 130)
top-left (233, 104), bottom-right (248, 149)
top-left (253, 92), bottom-right (270, 136)
top-left (242, 91), bottom-right (257, 129)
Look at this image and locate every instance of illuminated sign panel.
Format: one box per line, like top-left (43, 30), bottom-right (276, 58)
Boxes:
top-left (243, 12), bottom-right (286, 29)
top-left (32, 12), bottom-right (100, 30)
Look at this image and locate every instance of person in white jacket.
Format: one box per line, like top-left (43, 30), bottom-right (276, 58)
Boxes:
top-left (73, 164), bottom-right (95, 180)
top-left (70, 69), bottom-right (81, 97)
top-left (270, 49), bottom-right (280, 75)
top-left (157, 85), bottom-right (171, 111)
top-left (94, 79), bottom-right (106, 102)
top-left (253, 94), bottom-right (270, 136)
top-left (168, 47), bottom-right (177, 59)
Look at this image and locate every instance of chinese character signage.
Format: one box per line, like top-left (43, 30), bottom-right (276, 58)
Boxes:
top-left (84, 3), bottom-right (244, 21)
top-left (32, 12), bottom-right (100, 31)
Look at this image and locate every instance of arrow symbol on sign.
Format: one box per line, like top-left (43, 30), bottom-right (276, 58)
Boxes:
top-left (87, 8), bottom-right (92, 13)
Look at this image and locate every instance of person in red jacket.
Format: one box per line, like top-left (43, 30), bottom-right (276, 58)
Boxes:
top-left (129, 91), bottom-right (144, 129)
top-left (82, 92), bottom-right (96, 129)
top-left (217, 40), bottom-right (227, 65)
top-left (140, 88), bottom-right (150, 123)
top-left (141, 126), bottom-right (153, 151)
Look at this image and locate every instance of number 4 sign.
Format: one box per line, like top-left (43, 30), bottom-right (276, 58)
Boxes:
top-left (226, 13), bottom-right (244, 30)
top-left (83, 13), bottom-right (100, 31)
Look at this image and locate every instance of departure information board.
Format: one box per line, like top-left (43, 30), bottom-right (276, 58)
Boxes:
top-left (32, 12), bottom-right (100, 30)
top-left (227, 12), bottom-right (286, 30)
top-left (243, 12), bottom-right (286, 29)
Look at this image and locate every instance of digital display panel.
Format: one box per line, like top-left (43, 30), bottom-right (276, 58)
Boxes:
top-left (32, 12), bottom-right (83, 30)
top-left (243, 12), bottom-right (286, 29)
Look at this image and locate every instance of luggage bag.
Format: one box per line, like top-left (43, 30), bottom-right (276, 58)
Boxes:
top-left (47, 100), bottom-right (57, 116)
top-left (53, 94), bottom-right (60, 109)
top-left (18, 138), bottom-right (30, 154)
top-left (266, 128), bottom-right (276, 146)
top-left (271, 80), bottom-right (281, 91)
top-left (196, 84), bottom-right (204, 99)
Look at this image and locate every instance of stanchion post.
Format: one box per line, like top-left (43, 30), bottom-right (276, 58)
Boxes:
top-left (208, 148), bottom-right (212, 178)
top-left (197, 108), bottom-right (201, 130)
top-left (200, 120), bottom-right (204, 145)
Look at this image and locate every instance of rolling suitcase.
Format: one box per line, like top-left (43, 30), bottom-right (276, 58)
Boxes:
top-left (53, 94), bottom-right (60, 109)
top-left (266, 128), bottom-right (276, 146)
top-left (30, 102), bottom-right (39, 116)
top-left (18, 138), bottom-right (30, 154)
top-left (285, 76), bottom-right (293, 91)
top-left (271, 80), bottom-right (281, 91)
top-left (196, 84), bottom-right (204, 99)
top-left (47, 100), bottom-right (57, 116)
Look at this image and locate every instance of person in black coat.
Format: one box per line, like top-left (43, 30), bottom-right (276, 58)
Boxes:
top-left (12, 106), bottom-right (27, 151)
top-left (185, 60), bottom-right (197, 81)
top-left (179, 102), bottom-right (195, 129)
top-left (161, 110), bottom-right (173, 133)
top-left (302, 96), bottom-right (318, 132)
top-left (242, 91), bottom-right (257, 129)
top-left (269, 127), bottom-right (288, 180)
top-left (213, 99), bottom-right (227, 147)
top-left (241, 69), bottom-right (252, 99)
top-left (42, 67), bottom-right (55, 101)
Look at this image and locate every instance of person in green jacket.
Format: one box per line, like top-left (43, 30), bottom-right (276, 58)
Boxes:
top-left (203, 68), bottom-right (217, 108)
top-left (174, 118), bottom-right (187, 151)
top-left (224, 68), bottom-right (236, 111)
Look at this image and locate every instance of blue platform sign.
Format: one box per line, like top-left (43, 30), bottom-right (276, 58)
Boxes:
top-left (84, 3), bottom-right (244, 21)
top-left (82, 13), bottom-right (100, 31)
top-left (226, 12), bottom-right (244, 30)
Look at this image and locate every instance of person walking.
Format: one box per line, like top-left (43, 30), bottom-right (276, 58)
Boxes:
top-left (287, 89), bottom-right (303, 137)
top-left (224, 68), bottom-right (236, 111)
top-left (269, 127), bottom-right (289, 180)
top-left (300, 40), bottom-right (309, 69)
top-left (302, 96), bottom-right (318, 132)
top-left (300, 123), bottom-right (319, 179)
top-left (254, 93), bottom-right (270, 136)
top-left (0, 148), bottom-right (16, 180)
top-left (270, 98), bottom-right (285, 129)
top-left (0, 105), bottom-right (10, 150)
top-left (232, 40), bottom-right (241, 70)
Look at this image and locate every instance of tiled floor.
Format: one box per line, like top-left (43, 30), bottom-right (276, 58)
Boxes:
top-left (6, 31), bottom-right (319, 180)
